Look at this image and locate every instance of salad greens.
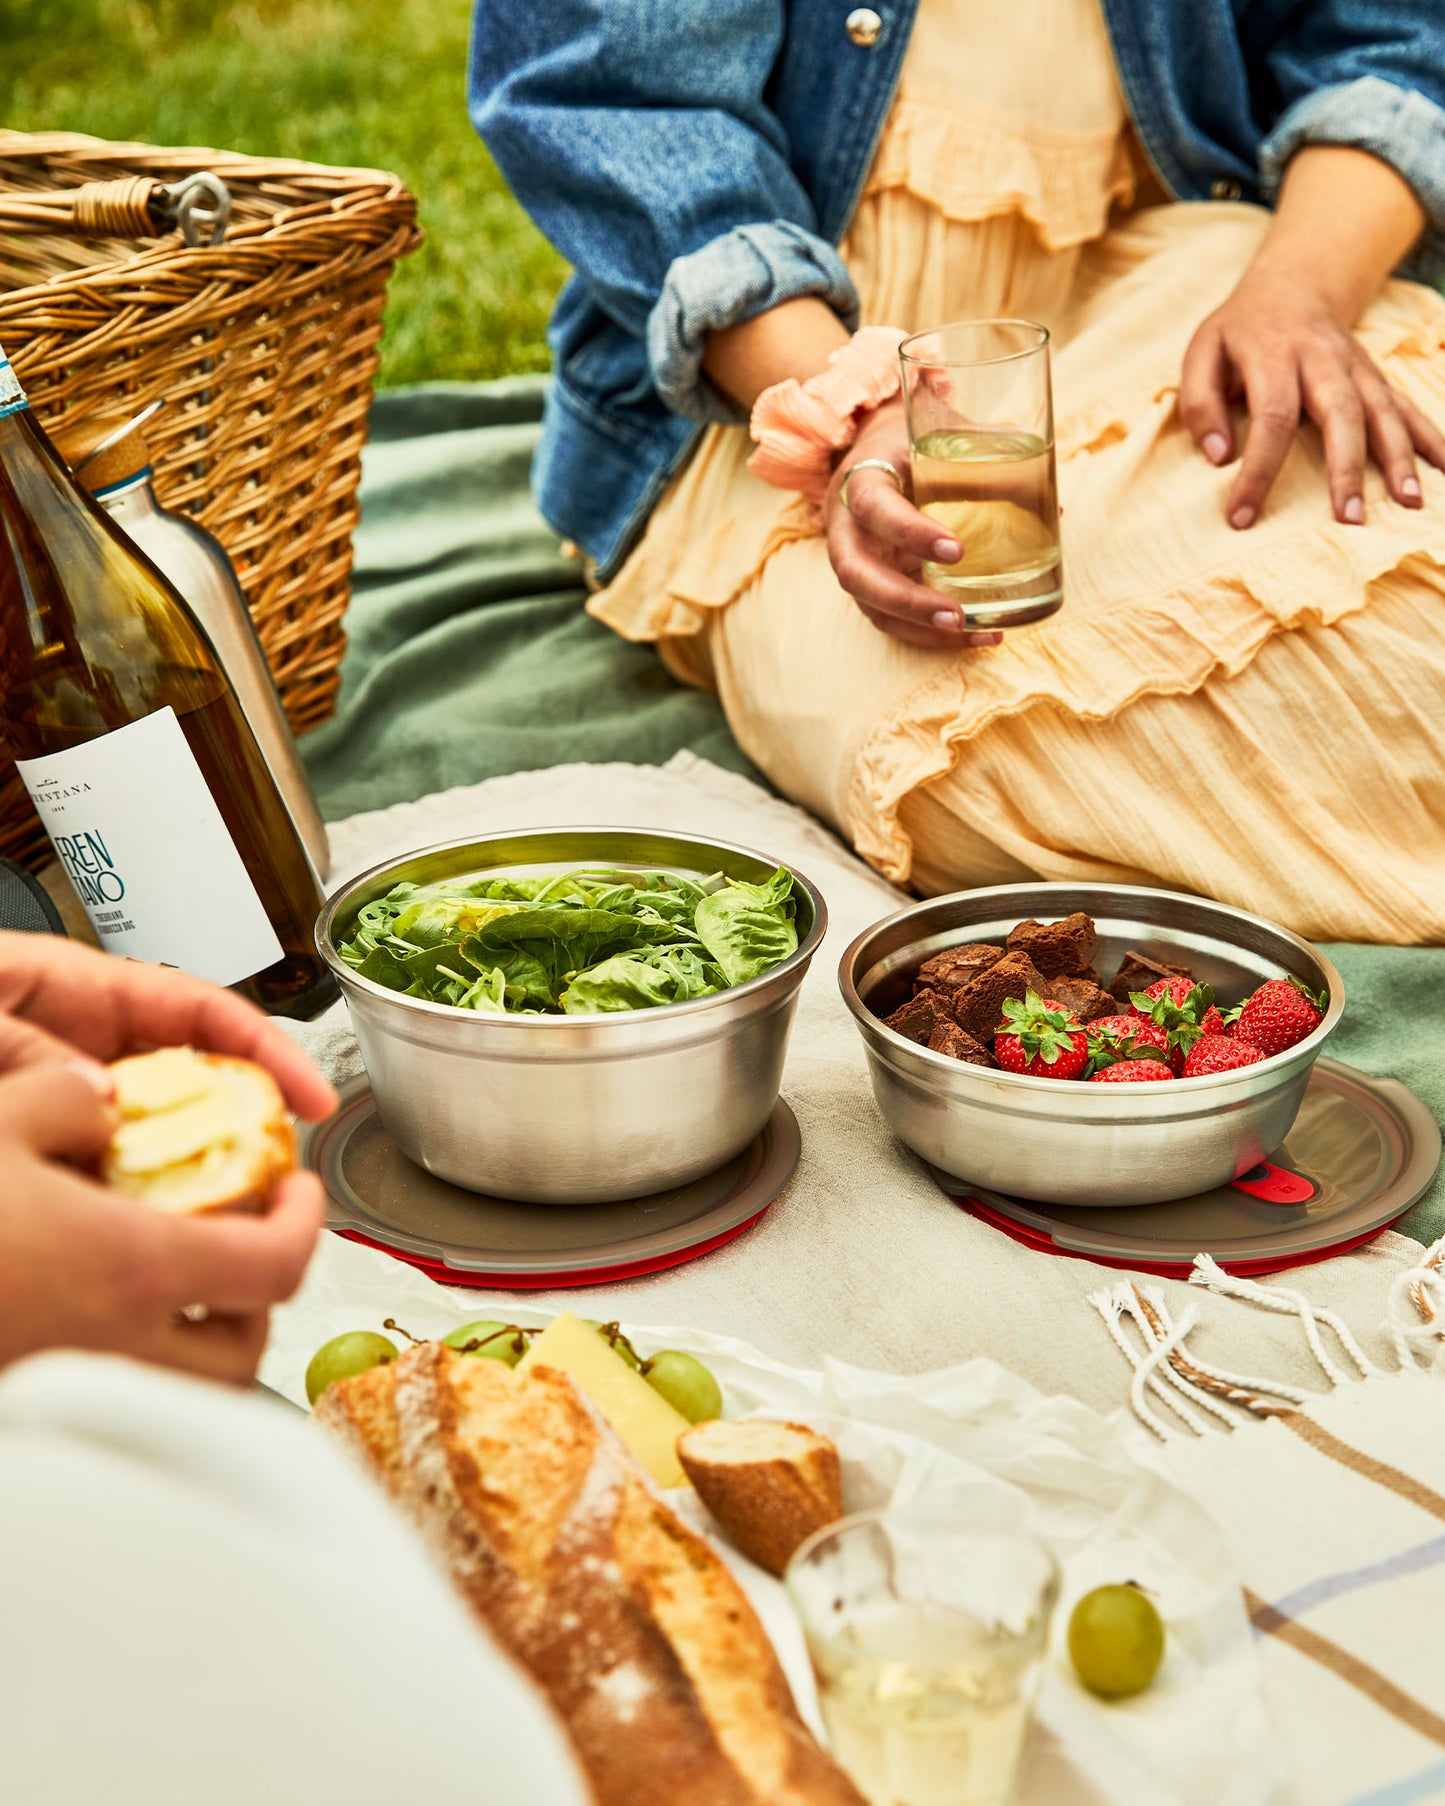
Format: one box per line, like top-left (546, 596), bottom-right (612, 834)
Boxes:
top-left (337, 866), bottom-right (799, 1015)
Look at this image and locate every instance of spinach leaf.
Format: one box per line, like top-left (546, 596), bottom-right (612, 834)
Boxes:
top-left (337, 864), bottom-right (798, 1015)
top-left (693, 867), bottom-right (798, 986)
top-left (561, 944), bottom-right (723, 1013)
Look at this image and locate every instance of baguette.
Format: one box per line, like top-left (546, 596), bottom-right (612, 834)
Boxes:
top-left (102, 1047), bottom-right (293, 1215)
top-left (321, 1345), bottom-right (865, 1806)
top-left (677, 1419), bottom-right (844, 1577)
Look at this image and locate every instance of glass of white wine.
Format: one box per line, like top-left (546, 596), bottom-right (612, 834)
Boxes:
top-left (786, 1511), bottom-right (1059, 1806)
top-left (899, 320), bottom-right (1062, 628)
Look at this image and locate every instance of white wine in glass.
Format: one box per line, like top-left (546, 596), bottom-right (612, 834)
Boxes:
top-left (912, 428), bottom-right (1060, 606)
top-left (901, 322), bottom-right (1063, 629)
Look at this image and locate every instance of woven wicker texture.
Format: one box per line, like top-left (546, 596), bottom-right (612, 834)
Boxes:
top-left (0, 131), bottom-right (421, 869)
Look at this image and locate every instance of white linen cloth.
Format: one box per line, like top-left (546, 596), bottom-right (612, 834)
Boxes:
top-left (281, 752), bottom-right (1429, 1407)
top-left (264, 1240), bottom-right (1283, 1806)
top-left (0, 1350), bottom-right (590, 1806)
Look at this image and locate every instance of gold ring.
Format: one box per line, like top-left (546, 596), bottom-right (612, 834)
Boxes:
top-left (840, 457), bottom-right (904, 513)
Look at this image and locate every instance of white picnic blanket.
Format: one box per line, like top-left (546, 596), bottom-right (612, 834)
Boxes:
top-left (271, 753), bottom-right (1445, 1806)
top-left (279, 752), bottom-right (1428, 1407)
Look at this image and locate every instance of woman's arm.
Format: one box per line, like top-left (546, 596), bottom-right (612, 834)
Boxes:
top-left (701, 297), bottom-right (851, 410)
top-left (1179, 145), bottom-right (1445, 528)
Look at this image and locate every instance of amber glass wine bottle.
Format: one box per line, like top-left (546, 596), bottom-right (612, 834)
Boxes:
top-left (0, 343), bottom-right (336, 1018)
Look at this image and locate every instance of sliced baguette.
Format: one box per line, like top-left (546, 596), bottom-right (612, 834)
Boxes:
top-left (320, 1345), bottom-right (865, 1806)
top-left (677, 1419), bottom-right (844, 1577)
top-left (102, 1046), bottom-right (294, 1215)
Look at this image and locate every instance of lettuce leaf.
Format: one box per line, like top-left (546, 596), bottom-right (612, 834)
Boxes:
top-left (338, 865), bottom-right (797, 1015)
top-left (693, 867), bottom-right (797, 986)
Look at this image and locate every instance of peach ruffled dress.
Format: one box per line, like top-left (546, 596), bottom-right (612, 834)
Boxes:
top-left (591, 0), bottom-right (1445, 943)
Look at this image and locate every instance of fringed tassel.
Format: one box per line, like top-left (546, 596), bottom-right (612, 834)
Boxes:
top-left (1188, 1254), bottom-right (1381, 1386)
top-left (1383, 1234), bottom-right (1445, 1371)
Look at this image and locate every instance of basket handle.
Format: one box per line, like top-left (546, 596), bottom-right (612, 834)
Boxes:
top-left (0, 171), bottom-right (231, 245)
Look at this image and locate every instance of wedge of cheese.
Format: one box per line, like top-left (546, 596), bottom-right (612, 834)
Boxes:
top-left (516, 1312), bottom-right (689, 1489)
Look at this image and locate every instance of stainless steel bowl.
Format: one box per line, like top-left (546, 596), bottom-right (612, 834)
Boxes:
top-left (316, 828), bottom-right (826, 1203)
top-left (839, 882), bottom-right (1343, 1207)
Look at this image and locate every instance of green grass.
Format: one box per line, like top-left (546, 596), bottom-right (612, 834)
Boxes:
top-left (0, 0), bottom-right (568, 385)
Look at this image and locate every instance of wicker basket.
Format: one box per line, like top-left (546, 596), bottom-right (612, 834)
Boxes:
top-left (0, 131), bottom-right (421, 869)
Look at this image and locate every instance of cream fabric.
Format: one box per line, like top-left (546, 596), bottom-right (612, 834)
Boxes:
top-left (0, 1352), bottom-right (589, 1806)
top-left (591, 0), bottom-right (1445, 945)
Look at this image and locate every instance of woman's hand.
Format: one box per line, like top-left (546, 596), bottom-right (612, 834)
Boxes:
top-left (824, 399), bottom-right (1003, 649)
top-left (0, 1061), bottom-right (323, 1385)
top-left (1180, 264), bottom-right (1445, 529)
top-left (1180, 145), bottom-right (1445, 529)
top-left (0, 932), bottom-right (337, 1121)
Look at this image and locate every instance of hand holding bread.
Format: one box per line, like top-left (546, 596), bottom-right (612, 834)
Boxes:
top-left (0, 937), bottom-right (337, 1385)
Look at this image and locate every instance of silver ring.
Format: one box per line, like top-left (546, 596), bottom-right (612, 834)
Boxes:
top-left (840, 457), bottom-right (904, 513)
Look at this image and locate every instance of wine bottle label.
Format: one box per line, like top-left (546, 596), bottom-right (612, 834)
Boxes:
top-left (16, 708), bottom-right (285, 988)
top-left (0, 351), bottom-right (26, 421)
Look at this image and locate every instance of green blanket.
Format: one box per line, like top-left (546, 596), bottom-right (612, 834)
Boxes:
top-left (303, 380), bottom-right (1443, 1244)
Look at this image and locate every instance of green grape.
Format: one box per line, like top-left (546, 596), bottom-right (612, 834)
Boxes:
top-left (642, 1350), bottom-right (723, 1423)
top-left (1067, 1585), bottom-right (1165, 1699)
top-left (443, 1319), bottom-right (529, 1365)
top-left (304, 1331), bottom-right (398, 1407)
top-left (583, 1318), bottom-right (642, 1370)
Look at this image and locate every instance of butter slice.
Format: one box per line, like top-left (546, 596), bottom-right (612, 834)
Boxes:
top-left (517, 1313), bottom-right (689, 1489)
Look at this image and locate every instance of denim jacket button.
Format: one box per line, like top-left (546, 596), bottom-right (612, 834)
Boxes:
top-left (1211, 178), bottom-right (1242, 201)
top-left (845, 7), bottom-right (883, 46)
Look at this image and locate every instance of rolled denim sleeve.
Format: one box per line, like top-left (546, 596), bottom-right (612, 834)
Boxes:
top-left (1259, 7), bottom-right (1445, 289)
top-left (647, 223), bottom-right (857, 422)
top-left (470, 0), bottom-right (860, 423)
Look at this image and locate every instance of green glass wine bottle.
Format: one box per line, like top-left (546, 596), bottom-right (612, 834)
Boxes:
top-left (0, 343), bottom-right (336, 1018)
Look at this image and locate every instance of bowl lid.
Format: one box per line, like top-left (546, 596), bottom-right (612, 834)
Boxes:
top-left (934, 1058), bottom-right (1439, 1275)
top-left (299, 1081), bottom-right (800, 1287)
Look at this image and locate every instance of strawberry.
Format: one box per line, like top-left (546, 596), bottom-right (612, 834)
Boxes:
top-left (1181, 1034), bottom-right (1267, 1078)
top-left (1230, 978), bottom-right (1325, 1057)
top-left (1089, 1058), bottom-right (1174, 1084)
top-left (1127, 979), bottom-right (1224, 1071)
top-left (994, 992), bottom-right (1089, 1080)
top-left (1087, 1014), bottom-right (1171, 1066)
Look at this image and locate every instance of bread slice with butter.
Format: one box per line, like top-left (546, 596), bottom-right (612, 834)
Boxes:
top-left (102, 1046), bottom-right (294, 1215)
top-left (319, 1344), bottom-right (866, 1806)
top-left (677, 1419), bottom-right (844, 1577)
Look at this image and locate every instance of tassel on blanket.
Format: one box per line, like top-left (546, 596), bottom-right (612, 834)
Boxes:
top-left (1088, 1281), bottom-right (1307, 1439)
top-left (1188, 1254), bottom-right (1381, 1386)
top-left (1383, 1234), bottom-right (1445, 1372)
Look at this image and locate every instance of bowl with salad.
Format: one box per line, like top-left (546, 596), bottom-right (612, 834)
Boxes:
top-left (315, 828), bottom-right (826, 1202)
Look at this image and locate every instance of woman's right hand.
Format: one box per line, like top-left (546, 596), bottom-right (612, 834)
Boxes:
top-left (823, 399), bottom-right (1003, 649)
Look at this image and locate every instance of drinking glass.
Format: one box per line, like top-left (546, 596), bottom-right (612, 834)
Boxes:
top-left (899, 320), bottom-right (1062, 628)
top-left (786, 1511), bottom-right (1059, 1806)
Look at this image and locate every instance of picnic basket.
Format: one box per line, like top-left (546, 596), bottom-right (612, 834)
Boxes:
top-left (0, 131), bottom-right (421, 870)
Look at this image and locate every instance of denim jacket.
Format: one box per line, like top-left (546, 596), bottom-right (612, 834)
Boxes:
top-left (468, 0), bottom-right (1445, 579)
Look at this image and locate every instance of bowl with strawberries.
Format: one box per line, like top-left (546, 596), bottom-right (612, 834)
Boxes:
top-left (839, 883), bottom-right (1343, 1207)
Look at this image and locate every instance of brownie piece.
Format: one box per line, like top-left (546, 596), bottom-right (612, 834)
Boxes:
top-left (883, 988), bottom-right (954, 1045)
top-left (1006, 912), bottom-right (1098, 978)
top-left (914, 941), bottom-right (1004, 997)
top-left (950, 950), bottom-right (1052, 1043)
top-left (1110, 948), bottom-right (1195, 1001)
top-left (927, 1020), bottom-right (998, 1067)
top-left (1045, 974), bottom-right (1120, 1023)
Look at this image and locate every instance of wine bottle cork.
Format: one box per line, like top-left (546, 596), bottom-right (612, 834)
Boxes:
top-left (50, 411), bottom-right (151, 495)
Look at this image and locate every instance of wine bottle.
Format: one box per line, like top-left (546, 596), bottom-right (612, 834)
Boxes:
top-left (0, 342), bottom-right (337, 1019)
top-left (53, 405), bottom-right (331, 885)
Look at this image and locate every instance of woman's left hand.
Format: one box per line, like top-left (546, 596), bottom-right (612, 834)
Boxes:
top-left (1179, 262), bottom-right (1445, 530)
